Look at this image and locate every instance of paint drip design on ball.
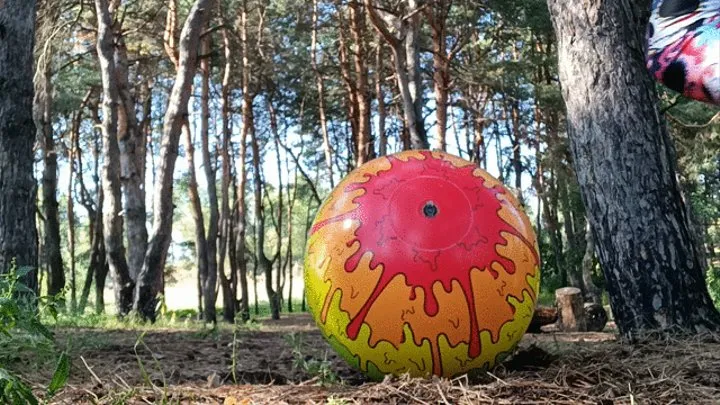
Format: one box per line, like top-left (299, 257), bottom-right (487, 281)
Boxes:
top-left (305, 151), bottom-right (540, 378)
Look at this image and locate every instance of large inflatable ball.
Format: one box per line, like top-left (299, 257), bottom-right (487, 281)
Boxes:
top-left (646, 0), bottom-right (719, 105)
top-left (304, 151), bottom-right (540, 379)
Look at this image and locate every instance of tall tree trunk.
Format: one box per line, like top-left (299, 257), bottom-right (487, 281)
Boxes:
top-left (95, 0), bottom-right (135, 316)
top-left (37, 55), bottom-right (65, 301)
top-left (95, 249), bottom-right (110, 314)
top-left (250, 113), bottom-right (279, 320)
top-left (67, 111), bottom-right (78, 312)
top-left (311, 0), bottom-right (335, 187)
top-left (199, 32), bottom-right (219, 324)
top-left (427, 1), bottom-right (452, 151)
top-left (364, 0), bottom-right (428, 149)
top-left (538, 167), bottom-right (567, 286)
top-left (235, 136), bottom-right (250, 321)
top-left (511, 101), bottom-right (523, 198)
top-left (79, 202), bottom-right (104, 314)
top-left (236, 0), bottom-right (252, 323)
top-left (349, 1), bottom-right (374, 165)
top-left (77, 103), bottom-right (107, 314)
top-left (376, 43), bottom-right (388, 157)
top-left (547, 0), bottom-right (720, 334)
top-left (405, 0), bottom-right (426, 146)
top-left (135, 0), bottom-right (214, 321)
top-left (0, 0), bottom-right (39, 292)
top-left (558, 170), bottom-right (582, 289)
top-left (182, 122), bottom-right (210, 322)
top-left (219, 15), bottom-right (236, 323)
top-left (337, 9), bottom-right (360, 164)
top-left (115, 30), bottom-right (148, 283)
top-left (285, 156), bottom-right (298, 313)
top-left (268, 101), bottom-right (284, 315)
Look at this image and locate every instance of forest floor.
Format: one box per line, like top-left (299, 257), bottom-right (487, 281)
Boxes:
top-left (14, 313), bottom-right (720, 404)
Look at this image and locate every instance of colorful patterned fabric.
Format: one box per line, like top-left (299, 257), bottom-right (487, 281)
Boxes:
top-left (646, 0), bottom-right (720, 105)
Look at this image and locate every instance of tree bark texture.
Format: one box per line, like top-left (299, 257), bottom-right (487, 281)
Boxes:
top-left (236, 0), bottom-right (253, 323)
top-left (427, 1), bottom-right (452, 152)
top-left (336, 9), bottom-right (360, 165)
top-left (250, 114), bottom-right (279, 320)
top-left (375, 43), bottom-right (387, 157)
top-left (364, 0), bottom-right (428, 150)
top-left (269, 101), bottom-right (284, 317)
top-left (36, 52), bottom-right (65, 299)
top-left (135, 0), bottom-right (214, 321)
top-left (182, 123), bottom-right (210, 322)
top-left (0, 0), bottom-right (39, 292)
top-left (95, 0), bottom-right (135, 315)
top-left (548, 0), bottom-right (720, 335)
top-left (349, 1), bottom-right (374, 165)
top-left (219, 15), bottom-right (236, 323)
top-left (115, 30), bottom-right (148, 282)
top-left (199, 33), bottom-right (219, 324)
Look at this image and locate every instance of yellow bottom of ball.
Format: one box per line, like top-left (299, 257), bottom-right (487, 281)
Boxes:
top-left (306, 257), bottom-right (539, 379)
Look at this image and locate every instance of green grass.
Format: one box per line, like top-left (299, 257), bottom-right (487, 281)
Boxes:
top-left (41, 299), bottom-right (309, 331)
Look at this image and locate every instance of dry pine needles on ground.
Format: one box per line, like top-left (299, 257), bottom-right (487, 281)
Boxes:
top-left (47, 323), bottom-right (720, 405)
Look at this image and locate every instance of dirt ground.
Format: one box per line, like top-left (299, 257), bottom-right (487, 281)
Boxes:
top-left (24, 313), bottom-right (720, 404)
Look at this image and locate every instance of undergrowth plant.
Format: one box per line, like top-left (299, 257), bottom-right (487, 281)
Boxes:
top-left (285, 332), bottom-right (338, 385)
top-left (133, 331), bottom-right (169, 403)
top-left (0, 263), bottom-right (70, 404)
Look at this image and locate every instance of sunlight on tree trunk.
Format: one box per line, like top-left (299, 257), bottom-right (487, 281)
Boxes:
top-left (94, 0), bottom-right (134, 316)
top-left (135, 0), bottom-right (215, 321)
top-left (548, 0), bottom-right (720, 334)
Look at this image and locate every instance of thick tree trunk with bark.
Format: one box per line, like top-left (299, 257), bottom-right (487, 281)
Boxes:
top-left (135, 0), bottom-right (214, 321)
top-left (0, 0), bottom-right (39, 292)
top-left (95, 0), bottom-right (135, 315)
top-left (548, 0), bottom-right (720, 335)
top-left (115, 31), bottom-right (148, 282)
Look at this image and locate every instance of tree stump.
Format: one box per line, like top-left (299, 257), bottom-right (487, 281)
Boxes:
top-left (556, 287), bottom-right (586, 332)
top-left (528, 306), bottom-right (559, 333)
top-left (584, 302), bottom-right (608, 332)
